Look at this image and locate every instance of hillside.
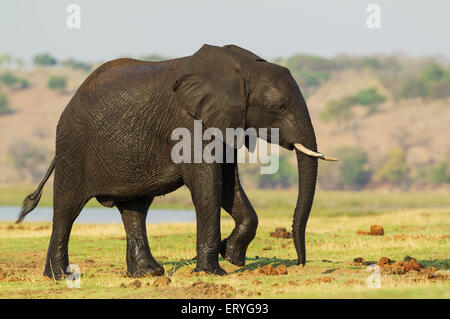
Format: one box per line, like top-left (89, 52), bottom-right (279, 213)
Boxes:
top-left (0, 54), bottom-right (449, 190)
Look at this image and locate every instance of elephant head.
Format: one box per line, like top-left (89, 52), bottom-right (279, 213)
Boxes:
top-left (172, 44), bottom-right (337, 265)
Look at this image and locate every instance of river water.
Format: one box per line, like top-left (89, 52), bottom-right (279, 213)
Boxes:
top-left (0, 206), bottom-right (196, 224)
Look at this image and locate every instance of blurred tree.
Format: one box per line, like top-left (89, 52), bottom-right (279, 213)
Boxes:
top-left (427, 161), bottom-right (450, 184)
top-left (353, 87), bottom-right (386, 114)
top-left (0, 54), bottom-right (12, 68)
top-left (0, 92), bottom-right (10, 115)
top-left (419, 63), bottom-right (444, 83)
top-left (258, 155), bottom-right (297, 189)
top-left (286, 54), bottom-right (335, 72)
top-left (47, 76), bottom-right (67, 91)
top-left (318, 147), bottom-right (370, 190)
top-left (296, 71), bottom-right (330, 87)
top-left (61, 58), bottom-right (92, 71)
top-left (320, 98), bottom-right (353, 123)
top-left (0, 73), bottom-right (29, 89)
top-left (417, 160), bottom-right (450, 185)
top-left (0, 73), bottom-right (18, 86)
top-left (8, 141), bottom-right (49, 183)
top-left (354, 87), bottom-right (386, 106)
top-left (428, 81), bottom-right (450, 99)
top-left (337, 147), bottom-right (371, 189)
top-left (373, 149), bottom-right (409, 185)
top-left (320, 87), bottom-right (385, 123)
top-left (33, 53), bottom-right (57, 66)
top-left (361, 57), bottom-right (381, 69)
top-left (399, 78), bottom-right (428, 99)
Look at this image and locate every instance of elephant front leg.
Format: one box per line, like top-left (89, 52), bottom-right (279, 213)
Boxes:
top-left (220, 163), bottom-right (258, 266)
top-left (117, 198), bottom-right (164, 277)
top-left (184, 163), bottom-right (226, 275)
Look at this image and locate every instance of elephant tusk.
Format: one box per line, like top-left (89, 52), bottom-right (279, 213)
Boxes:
top-left (293, 143), bottom-right (338, 161)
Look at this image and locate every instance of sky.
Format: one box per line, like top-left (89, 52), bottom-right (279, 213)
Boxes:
top-left (0, 0), bottom-right (449, 63)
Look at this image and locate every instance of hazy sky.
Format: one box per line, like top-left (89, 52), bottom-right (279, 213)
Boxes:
top-left (1, 0), bottom-right (449, 62)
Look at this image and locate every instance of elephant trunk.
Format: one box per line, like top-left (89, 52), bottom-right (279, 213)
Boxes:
top-left (292, 139), bottom-right (318, 266)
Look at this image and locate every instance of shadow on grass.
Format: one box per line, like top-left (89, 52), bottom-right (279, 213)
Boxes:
top-left (164, 258), bottom-right (197, 276)
top-left (420, 259), bottom-right (450, 270)
top-left (231, 257), bottom-right (298, 274)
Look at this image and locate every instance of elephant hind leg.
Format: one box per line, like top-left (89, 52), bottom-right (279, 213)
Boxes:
top-left (117, 197), bottom-right (164, 277)
top-left (44, 190), bottom-right (88, 279)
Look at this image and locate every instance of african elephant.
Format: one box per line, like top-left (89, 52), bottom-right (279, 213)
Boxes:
top-left (17, 44), bottom-right (336, 279)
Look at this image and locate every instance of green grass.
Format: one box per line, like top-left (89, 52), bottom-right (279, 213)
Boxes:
top-left (0, 189), bottom-right (449, 298)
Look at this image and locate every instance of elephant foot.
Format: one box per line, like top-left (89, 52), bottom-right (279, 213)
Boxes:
top-left (127, 259), bottom-right (165, 277)
top-left (219, 238), bottom-right (246, 267)
top-left (193, 263), bottom-right (227, 276)
top-left (44, 260), bottom-right (70, 280)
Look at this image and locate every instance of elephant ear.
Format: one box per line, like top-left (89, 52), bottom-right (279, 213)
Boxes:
top-left (172, 44), bottom-right (247, 144)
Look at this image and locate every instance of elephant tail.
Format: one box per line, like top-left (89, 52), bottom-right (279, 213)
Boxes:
top-left (16, 157), bottom-right (56, 224)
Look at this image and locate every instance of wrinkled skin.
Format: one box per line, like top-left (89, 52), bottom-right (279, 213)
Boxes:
top-left (19, 44), bottom-right (318, 279)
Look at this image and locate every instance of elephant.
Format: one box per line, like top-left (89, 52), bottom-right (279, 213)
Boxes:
top-left (17, 44), bottom-right (336, 279)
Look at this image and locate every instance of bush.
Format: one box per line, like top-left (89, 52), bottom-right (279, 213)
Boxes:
top-left (399, 78), bottom-right (428, 99)
top-left (398, 63), bottom-right (450, 100)
top-left (419, 63), bottom-right (444, 83)
top-left (417, 161), bottom-right (450, 185)
top-left (47, 76), bottom-right (67, 91)
top-left (61, 58), bottom-right (92, 71)
top-left (373, 149), bottom-right (409, 185)
top-left (0, 73), bottom-right (19, 86)
top-left (0, 93), bottom-right (10, 115)
top-left (296, 71), bottom-right (330, 87)
top-left (361, 57), bottom-right (381, 69)
top-left (286, 54), bottom-right (335, 73)
top-left (427, 161), bottom-right (450, 184)
top-left (353, 87), bottom-right (386, 107)
top-left (318, 147), bottom-right (370, 190)
top-left (0, 53), bottom-right (12, 68)
top-left (337, 147), bottom-right (371, 188)
top-left (258, 155), bottom-right (297, 189)
top-left (33, 53), bottom-right (57, 66)
top-left (8, 141), bottom-right (49, 183)
top-left (428, 81), bottom-right (450, 99)
top-left (320, 87), bottom-right (385, 122)
top-left (0, 73), bottom-right (29, 89)
top-left (320, 98), bottom-right (353, 123)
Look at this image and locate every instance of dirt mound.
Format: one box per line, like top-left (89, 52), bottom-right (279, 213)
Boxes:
top-left (239, 264), bottom-right (288, 276)
top-left (353, 257), bottom-right (378, 266)
top-left (153, 276), bottom-right (171, 287)
top-left (345, 279), bottom-right (364, 285)
top-left (357, 225), bottom-right (384, 236)
top-left (5, 225), bottom-right (25, 231)
top-left (120, 280), bottom-right (142, 288)
top-left (389, 234), bottom-right (449, 241)
top-left (353, 256), bottom-right (447, 280)
top-left (377, 257), bottom-right (393, 266)
top-left (304, 276), bottom-right (334, 285)
top-left (33, 226), bottom-right (50, 231)
top-left (0, 268), bottom-right (30, 282)
top-left (0, 268), bottom-right (6, 281)
top-left (377, 257), bottom-right (436, 275)
top-left (186, 281), bottom-right (235, 298)
top-left (270, 227), bottom-right (293, 239)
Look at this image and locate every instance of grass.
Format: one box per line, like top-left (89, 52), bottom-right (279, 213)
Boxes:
top-left (0, 188), bottom-right (449, 298)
